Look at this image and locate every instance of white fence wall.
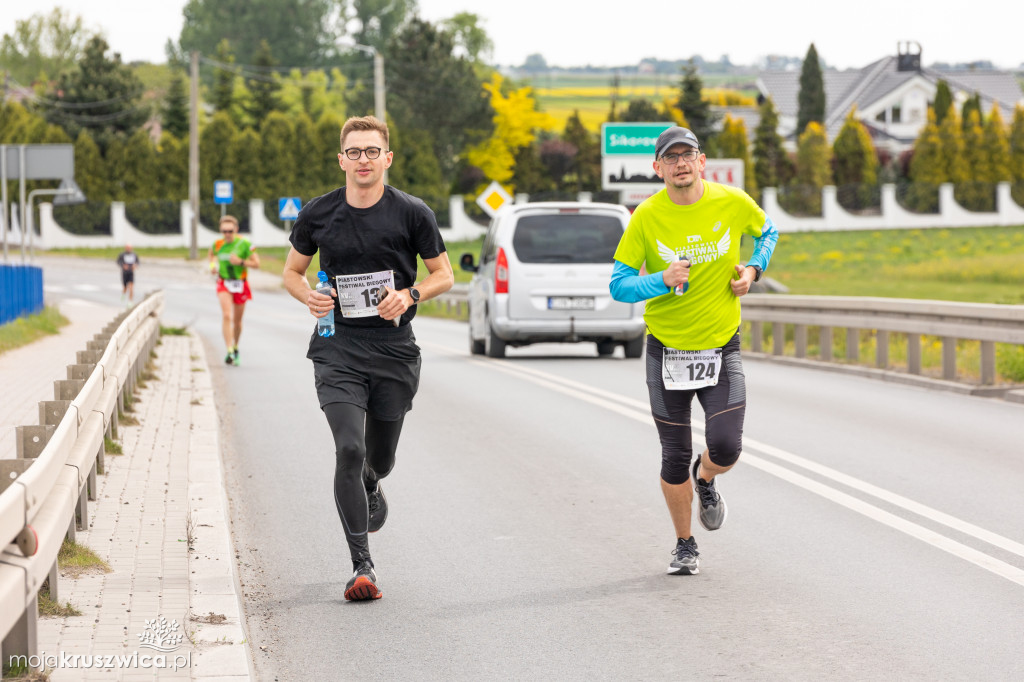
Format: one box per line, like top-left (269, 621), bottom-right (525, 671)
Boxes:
top-left (9, 183), bottom-right (1024, 252)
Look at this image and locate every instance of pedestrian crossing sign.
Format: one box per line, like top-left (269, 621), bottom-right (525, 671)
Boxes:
top-left (475, 181), bottom-right (512, 218)
top-left (279, 197), bottom-right (301, 220)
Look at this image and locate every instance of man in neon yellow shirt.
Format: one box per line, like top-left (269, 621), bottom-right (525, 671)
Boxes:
top-left (610, 126), bottom-right (778, 576)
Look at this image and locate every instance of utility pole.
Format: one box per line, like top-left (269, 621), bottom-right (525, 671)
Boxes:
top-left (188, 51), bottom-right (200, 260)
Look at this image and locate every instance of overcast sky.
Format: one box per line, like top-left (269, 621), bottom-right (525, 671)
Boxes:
top-left (2, 0), bottom-right (1022, 71)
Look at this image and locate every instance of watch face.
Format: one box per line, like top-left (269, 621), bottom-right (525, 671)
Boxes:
top-left (411, 287), bottom-right (420, 302)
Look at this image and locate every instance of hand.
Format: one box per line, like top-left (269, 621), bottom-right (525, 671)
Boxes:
top-left (661, 258), bottom-right (690, 289)
top-left (376, 286), bottom-right (412, 321)
top-left (730, 264), bottom-right (756, 297)
top-left (229, 254), bottom-right (243, 266)
top-left (307, 287), bottom-right (336, 318)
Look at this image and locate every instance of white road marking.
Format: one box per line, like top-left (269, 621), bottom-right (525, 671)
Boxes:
top-left (426, 343), bottom-right (1024, 587)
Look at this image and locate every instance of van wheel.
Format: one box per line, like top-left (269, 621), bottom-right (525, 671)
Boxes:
top-left (469, 326), bottom-right (485, 355)
top-left (485, 326), bottom-right (506, 358)
top-left (623, 337), bottom-right (644, 358)
top-left (596, 341), bottom-right (616, 356)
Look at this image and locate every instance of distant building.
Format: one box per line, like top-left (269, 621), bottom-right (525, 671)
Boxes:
top-left (756, 42), bottom-right (1024, 152)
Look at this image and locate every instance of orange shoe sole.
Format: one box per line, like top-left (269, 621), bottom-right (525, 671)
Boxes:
top-left (344, 576), bottom-right (382, 601)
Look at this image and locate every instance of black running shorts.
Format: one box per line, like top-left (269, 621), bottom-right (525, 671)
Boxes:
top-left (306, 323), bottom-right (421, 421)
top-left (645, 331), bottom-right (746, 484)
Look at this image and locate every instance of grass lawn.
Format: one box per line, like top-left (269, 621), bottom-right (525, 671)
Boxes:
top-left (0, 306), bottom-right (69, 355)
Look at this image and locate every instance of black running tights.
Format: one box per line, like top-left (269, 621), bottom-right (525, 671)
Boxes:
top-left (322, 402), bottom-right (403, 567)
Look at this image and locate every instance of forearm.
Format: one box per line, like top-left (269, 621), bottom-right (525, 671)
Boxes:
top-left (283, 268), bottom-right (313, 303)
top-left (413, 265), bottom-right (454, 303)
top-left (748, 216), bottom-right (778, 272)
top-left (610, 260), bottom-right (670, 303)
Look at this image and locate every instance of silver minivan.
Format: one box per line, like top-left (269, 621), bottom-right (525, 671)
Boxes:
top-left (459, 202), bottom-right (646, 358)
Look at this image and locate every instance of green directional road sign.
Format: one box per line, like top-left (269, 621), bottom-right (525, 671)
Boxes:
top-left (601, 122), bottom-right (674, 156)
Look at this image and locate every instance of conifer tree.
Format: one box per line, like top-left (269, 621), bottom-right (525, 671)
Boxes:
top-left (314, 111), bottom-right (344, 196)
top-left (199, 112), bottom-right (237, 197)
top-left (162, 70), bottom-right (190, 139)
top-left (121, 128), bottom-right (159, 200)
top-left (73, 129), bottom-right (109, 202)
top-left (797, 43), bottom-right (825, 136)
top-left (247, 40), bottom-right (281, 128)
top-left (229, 128), bottom-right (264, 206)
top-left (675, 61), bottom-right (718, 151)
top-left (562, 110), bottom-right (600, 192)
top-left (933, 81), bottom-right (952, 125)
top-left (792, 122), bottom-right (831, 214)
top-left (212, 39), bottom-right (236, 114)
top-left (961, 93), bottom-right (982, 132)
top-left (292, 113), bottom-right (320, 198)
top-left (753, 97), bottom-right (790, 192)
top-left (981, 106), bottom-right (1012, 183)
top-left (1010, 105), bottom-right (1024, 206)
top-left (832, 108), bottom-right (878, 209)
top-left (258, 111), bottom-right (296, 201)
top-left (908, 108), bottom-right (944, 212)
top-left (156, 131), bottom-right (187, 199)
top-left (717, 113), bottom-right (757, 198)
top-left (959, 109), bottom-right (990, 210)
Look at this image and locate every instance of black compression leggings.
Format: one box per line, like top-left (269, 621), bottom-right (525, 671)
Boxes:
top-left (322, 402), bottom-right (404, 567)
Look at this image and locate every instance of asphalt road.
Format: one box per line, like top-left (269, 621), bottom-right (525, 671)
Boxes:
top-left (39, 256), bottom-right (1024, 681)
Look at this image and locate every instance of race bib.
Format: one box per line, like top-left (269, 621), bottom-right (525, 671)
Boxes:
top-left (224, 279), bottom-right (244, 294)
top-left (335, 270), bottom-right (396, 318)
top-left (662, 348), bottom-right (722, 390)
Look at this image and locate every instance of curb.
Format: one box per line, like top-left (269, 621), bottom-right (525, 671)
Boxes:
top-left (186, 334), bottom-right (254, 680)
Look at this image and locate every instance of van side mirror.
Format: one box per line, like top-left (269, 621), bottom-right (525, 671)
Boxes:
top-left (460, 253), bottom-right (478, 272)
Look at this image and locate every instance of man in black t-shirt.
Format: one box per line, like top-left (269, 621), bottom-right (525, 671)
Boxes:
top-left (116, 244), bottom-right (139, 302)
top-left (283, 115), bottom-right (454, 601)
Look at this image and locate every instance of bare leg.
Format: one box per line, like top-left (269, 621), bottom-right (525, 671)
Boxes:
top-left (217, 290), bottom-right (234, 350)
top-left (232, 303), bottom-right (246, 347)
top-left (661, 478), bottom-right (693, 540)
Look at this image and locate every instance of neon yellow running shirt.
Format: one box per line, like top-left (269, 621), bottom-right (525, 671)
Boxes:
top-left (613, 180), bottom-right (766, 350)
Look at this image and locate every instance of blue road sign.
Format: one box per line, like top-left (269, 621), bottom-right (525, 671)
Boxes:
top-left (214, 180), bottom-right (233, 204)
top-left (279, 197), bottom-right (301, 220)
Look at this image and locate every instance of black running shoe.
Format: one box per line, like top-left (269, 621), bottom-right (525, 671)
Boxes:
top-left (668, 537), bottom-right (700, 575)
top-left (367, 484), bottom-right (388, 533)
top-left (344, 560), bottom-right (381, 601)
top-left (224, 352), bottom-right (234, 365)
top-left (692, 454), bottom-right (727, 531)
top-left (231, 347), bottom-right (240, 366)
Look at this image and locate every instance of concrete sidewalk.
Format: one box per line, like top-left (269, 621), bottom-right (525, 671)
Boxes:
top-left (2, 304), bottom-right (252, 679)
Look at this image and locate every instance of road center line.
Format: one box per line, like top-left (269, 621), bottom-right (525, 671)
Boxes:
top-left (435, 346), bottom-right (1024, 587)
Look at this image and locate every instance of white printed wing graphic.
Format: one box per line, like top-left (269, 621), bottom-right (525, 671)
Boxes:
top-left (716, 231), bottom-right (731, 257)
top-left (657, 239), bottom-right (677, 265)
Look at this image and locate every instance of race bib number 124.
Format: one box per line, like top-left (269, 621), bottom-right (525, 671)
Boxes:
top-left (662, 348), bottom-right (722, 390)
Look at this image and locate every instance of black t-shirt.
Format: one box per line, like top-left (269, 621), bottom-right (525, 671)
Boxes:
top-left (289, 185), bottom-right (446, 327)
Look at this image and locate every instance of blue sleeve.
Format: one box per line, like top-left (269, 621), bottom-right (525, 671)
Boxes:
top-left (610, 260), bottom-right (671, 303)
top-left (748, 215), bottom-right (778, 272)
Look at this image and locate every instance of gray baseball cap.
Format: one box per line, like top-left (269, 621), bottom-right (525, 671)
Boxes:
top-left (655, 126), bottom-right (701, 158)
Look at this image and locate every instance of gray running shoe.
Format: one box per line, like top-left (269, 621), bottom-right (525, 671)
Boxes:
top-left (345, 559), bottom-right (381, 601)
top-left (692, 454), bottom-right (727, 531)
top-left (367, 484), bottom-right (388, 533)
top-left (668, 537), bottom-right (700, 575)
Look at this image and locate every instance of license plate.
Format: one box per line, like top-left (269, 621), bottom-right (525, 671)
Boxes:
top-left (548, 296), bottom-right (595, 310)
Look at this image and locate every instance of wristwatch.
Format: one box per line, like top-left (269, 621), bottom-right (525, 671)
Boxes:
top-left (750, 265), bottom-right (763, 282)
top-left (409, 287), bottom-right (421, 304)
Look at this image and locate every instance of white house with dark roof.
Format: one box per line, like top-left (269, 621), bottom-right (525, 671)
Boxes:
top-left (756, 43), bottom-right (1024, 152)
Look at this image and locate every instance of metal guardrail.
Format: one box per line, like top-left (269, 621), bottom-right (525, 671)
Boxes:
top-left (742, 294), bottom-right (1024, 388)
top-left (0, 291), bottom-right (163, 666)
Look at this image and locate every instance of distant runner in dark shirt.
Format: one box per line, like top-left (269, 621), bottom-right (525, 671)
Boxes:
top-left (116, 244), bottom-right (139, 303)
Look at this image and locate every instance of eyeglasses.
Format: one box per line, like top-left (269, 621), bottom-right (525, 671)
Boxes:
top-left (660, 149), bottom-right (700, 165)
top-left (344, 146), bottom-right (384, 160)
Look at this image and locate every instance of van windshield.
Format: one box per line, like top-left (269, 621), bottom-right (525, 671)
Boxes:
top-left (511, 214), bottom-right (623, 264)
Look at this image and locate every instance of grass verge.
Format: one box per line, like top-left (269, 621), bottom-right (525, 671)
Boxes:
top-left (0, 307), bottom-right (69, 355)
top-left (58, 538), bottom-right (113, 579)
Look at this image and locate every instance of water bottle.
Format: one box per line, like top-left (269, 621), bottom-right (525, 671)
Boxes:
top-left (675, 254), bottom-right (690, 296)
top-left (316, 271), bottom-right (335, 337)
